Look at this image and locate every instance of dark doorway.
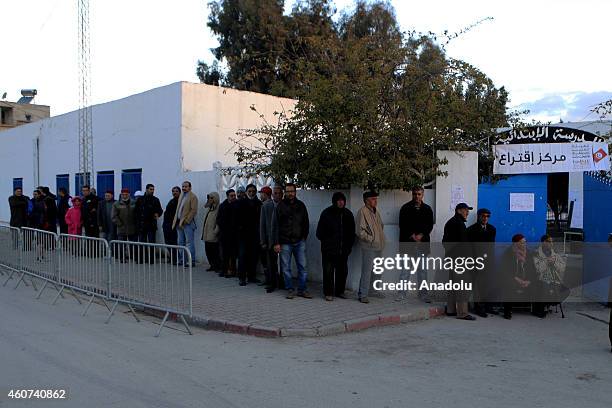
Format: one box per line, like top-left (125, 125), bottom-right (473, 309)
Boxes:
top-left (547, 172), bottom-right (569, 236)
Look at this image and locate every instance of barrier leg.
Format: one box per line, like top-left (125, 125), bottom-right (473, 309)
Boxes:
top-left (3, 270), bottom-right (16, 286)
top-left (51, 285), bottom-right (66, 305)
top-left (36, 280), bottom-right (50, 299)
top-left (83, 294), bottom-right (96, 316)
top-left (155, 311), bottom-right (170, 338)
top-left (127, 304), bottom-right (141, 322)
top-left (27, 276), bottom-right (38, 291)
top-left (105, 300), bottom-right (119, 324)
top-left (14, 272), bottom-right (26, 289)
top-left (53, 283), bottom-right (65, 298)
top-left (179, 315), bottom-right (193, 335)
top-left (68, 287), bottom-right (83, 305)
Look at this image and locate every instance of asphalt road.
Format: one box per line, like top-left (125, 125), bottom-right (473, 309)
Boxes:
top-left (0, 281), bottom-right (610, 408)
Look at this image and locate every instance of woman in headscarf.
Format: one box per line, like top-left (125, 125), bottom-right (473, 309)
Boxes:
top-left (65, 197), bottom-right (83, 236)
top-left (502, 234), bottom-right (545, 319)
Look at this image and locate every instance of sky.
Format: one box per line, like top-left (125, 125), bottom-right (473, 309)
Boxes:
top-left (1, 0), bottom-right (611, 123)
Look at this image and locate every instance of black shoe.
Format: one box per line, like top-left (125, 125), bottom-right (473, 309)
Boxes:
top-left (458, 314), bottom-right (477, 321)
top-left (249, 278), bottom-right (262, 284)
top-left (503, 312), bottom-right (512, 320)
top-left (445, 306), bottom-right (457, 317)
top-left (266, 287), bottom-right (275, 293)
top-left (476, 310), bottom-right (488, 318)
top-left (218, 272), bottom-right (225, 277)
top-left (206, 267), bottom-right (214, 271)
top-left (239, 280), bottom-right (247, 286)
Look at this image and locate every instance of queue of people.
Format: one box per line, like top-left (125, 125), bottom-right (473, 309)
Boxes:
top-left (7, 182), bottom-right (570, 317)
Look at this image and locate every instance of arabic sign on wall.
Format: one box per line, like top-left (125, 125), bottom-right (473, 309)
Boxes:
top-left (493, 142), bottom-right (610, 174)
top-left (497, 126), bottom-right (605, 145)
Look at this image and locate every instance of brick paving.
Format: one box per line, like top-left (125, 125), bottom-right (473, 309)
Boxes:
top-left (188, 266), bottom-right (445, 337)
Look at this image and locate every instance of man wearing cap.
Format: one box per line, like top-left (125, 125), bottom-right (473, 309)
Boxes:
top-left (443, 203), bottom-right (476, 320)
top-left (467, 208), bottom-right (497, 317)
top-left (172, 181), bottom-right (198, 267)
top-left (260, 186), bottom-right (283, 292)
top-left (98, 190), bottom-right (117, 242)
top-left (356, 190), bottom-right (386, 303)
top-left (398, 185), bottom-right (434, 303)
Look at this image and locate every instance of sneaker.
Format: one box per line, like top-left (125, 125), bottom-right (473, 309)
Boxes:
top-left (359, 297), bottom-right (370, 304)
top-left (298, 291), bottom-right (313, 299)
top-left (286, 289), bottom-right (295, 299)
top-left (325, 296), bottom-right (333, 301)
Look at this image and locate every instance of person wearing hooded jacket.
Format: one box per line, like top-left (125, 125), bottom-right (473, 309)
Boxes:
top-left (202, 191), bottom-right (221, 272)
top-left (316, 192), bottom-right (355, 301)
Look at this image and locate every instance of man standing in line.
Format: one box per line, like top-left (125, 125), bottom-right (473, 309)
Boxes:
top-left (260, 186), bottom-right (283, 292)
top-left (112, 189), bottom-right (138, 261)
top-left (57, 188), bottom-right (71, 234)
top-left (8, 187), bottom-right (30, 228)
top-left (98, 191), bottom-right (117, 242)
top-left (316, 192), bottom-right (355, 301)
top-left (272, 183), bottom-right (311, 299)
top-left (163, 186), bottom-right (181, 246)
top-left (398, 186), bottom-right (434, 302)
top-left (443, 203), bottom-right (476, 321)
top-left (356, 191), bottom-right (386, 303)
top-left (467, 208), bottom-right (496, 317)
top-left (39, 187), bottom-right (58, 234)
top-left (137, 184), bottom-right (163, 245)
top-left (237, 184), bottom-right (263, 286)
top-left (201, 192), bottom-right (221, 273)
top-left (81, 185), bottom-right (100, 238)
top-left (217, 189), bottom-right (238, 278)
top-left (172, 181), bottom-right (198, 267)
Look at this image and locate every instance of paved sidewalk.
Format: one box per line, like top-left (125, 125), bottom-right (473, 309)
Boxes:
top-left (187, 266), bottom-right (445, 337)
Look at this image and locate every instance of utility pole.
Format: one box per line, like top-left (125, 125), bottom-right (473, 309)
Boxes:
top-left (77, 0), bottom-right (94, 190)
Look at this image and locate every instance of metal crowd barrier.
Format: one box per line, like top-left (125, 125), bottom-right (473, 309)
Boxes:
top-left (0, 225), bottom-right (21, 279)
top-left (55, 234), bottom-right (111, 315)
top-left (14, 227), bottom-right (60, 291)
top-left (108, 240), bottom-right (193, 337)
top-left (0, 225), bottom-right (193, 337)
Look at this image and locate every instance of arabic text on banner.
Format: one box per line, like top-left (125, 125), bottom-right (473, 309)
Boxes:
top-left (493, 142), bottom-right (610, 175)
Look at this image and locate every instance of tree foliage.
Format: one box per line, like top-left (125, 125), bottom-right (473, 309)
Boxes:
top-left (202, 0), bottom-right (510, 189)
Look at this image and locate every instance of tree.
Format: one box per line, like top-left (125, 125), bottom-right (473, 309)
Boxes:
top-left (232, 1), bottom-right (509, 189)
top-left (196, 60), bottom-right (224, 86)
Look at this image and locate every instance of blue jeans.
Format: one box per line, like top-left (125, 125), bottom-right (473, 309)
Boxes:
top-left (177, 221), bottom-right (196, 265)
top-left (280, 240), bottom-right (307, 292)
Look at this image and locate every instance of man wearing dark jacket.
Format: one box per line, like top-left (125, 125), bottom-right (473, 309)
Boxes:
top-left (237, 184), bottom-right (263, 286)
top-left (81, 185), bottom-right (100, 237)
top-left (163, 186), bottom-right (180, 246)
top-left (272, 183), bottom-right (311, 299)
top-left (467, 208), bottom-right (497, 317)
top-left (443, 203), bottom-right (476, 321)
top-left (57, 188), bottom-right (71, 234)
top-left (260, 186), bottom-right (283, 292)
top-left (398, 186), bottom-right (434, 302)
top-left (217, 189), bottom-right (238, 278)
top-left (316, 192), bottom-right (355, 301)
top-left (28, 189), bottom-right (46, 229)
top-left (98, 191), bottom-right (117, 242)
top-left (9, 187), bottom-right (30, 228)
top-left (39, 187), bottom-right (58, 233)
top-left (136, 184), bottom-right (163, 244)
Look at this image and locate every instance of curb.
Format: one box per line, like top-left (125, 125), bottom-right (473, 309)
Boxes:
top-left (186, 306), bottom-right (445, 338)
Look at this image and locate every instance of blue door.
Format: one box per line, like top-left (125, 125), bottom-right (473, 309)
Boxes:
top-left (56, 174), bottom-right (69, 196)
top-left (121, 169), bottom-right (142, 197)
top-left (13, 178), bottom-right (23, 191)
top-left (96, 171), bottom-right (115, 198)
top-left (74, 172), bottom-right (91, 196)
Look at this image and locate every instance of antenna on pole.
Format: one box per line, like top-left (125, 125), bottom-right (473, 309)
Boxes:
top-left (77, 0), bottom-right (94, 190)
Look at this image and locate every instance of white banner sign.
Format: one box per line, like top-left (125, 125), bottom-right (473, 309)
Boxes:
top-left (493, 142), bottom-right (610, 174)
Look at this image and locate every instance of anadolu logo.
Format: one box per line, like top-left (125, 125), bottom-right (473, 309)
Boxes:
top-left (593, 148), bottom-right (607, 163)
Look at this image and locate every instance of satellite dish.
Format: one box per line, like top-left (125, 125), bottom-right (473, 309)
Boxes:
top-left (1, 92), bottom-right (6, 99)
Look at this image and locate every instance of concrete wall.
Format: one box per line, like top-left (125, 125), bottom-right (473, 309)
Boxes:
top-left (180, 83), bottom-right (296, 171)
top-left (433, 150), bottom-right (479, 241)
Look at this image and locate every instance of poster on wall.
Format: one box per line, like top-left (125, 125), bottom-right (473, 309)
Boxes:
top-left (493, 142), bottom-right (609, 174)
top-left (509, 193), bottom-right (535, 212)
top-left (450, 185), bottom-right (465, 210)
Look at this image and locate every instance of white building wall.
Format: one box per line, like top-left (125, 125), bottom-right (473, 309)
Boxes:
top-left (180, 83), bottom-right (296, 171)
